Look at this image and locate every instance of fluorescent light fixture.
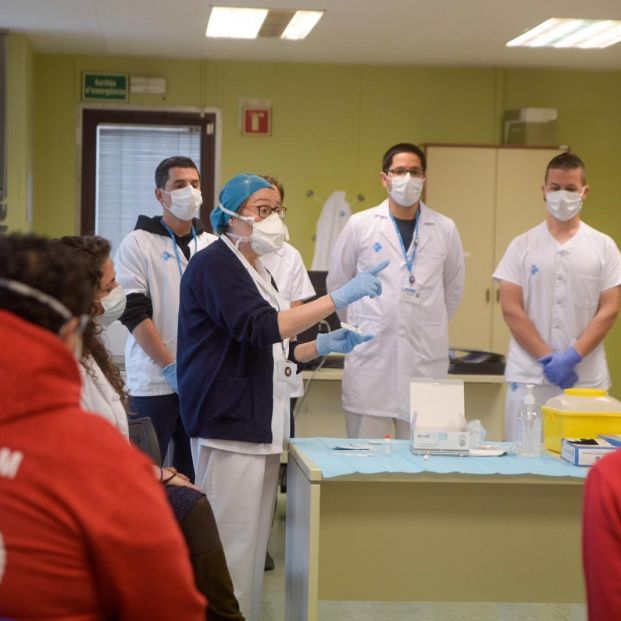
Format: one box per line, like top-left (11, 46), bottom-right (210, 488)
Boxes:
top-left (281, 10), bottom-right (323, 40)
top-left (206, 7), bottom-right (268, 39)
top-left (507, 18), bottom-right (621, 49)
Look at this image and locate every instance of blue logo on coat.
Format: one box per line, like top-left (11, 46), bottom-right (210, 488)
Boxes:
top-left (162, 251), bottom-right (173, 261)
top-left (373, 242), bottom-right (383, 253)
top-left (530, 264), bottom-right (539, 276)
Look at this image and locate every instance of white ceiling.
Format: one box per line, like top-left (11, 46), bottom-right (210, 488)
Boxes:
top-left (3, 0), bottom-right (621, 69)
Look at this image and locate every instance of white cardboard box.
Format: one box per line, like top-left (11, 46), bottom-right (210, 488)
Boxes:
top-left (560, 438), bottom-right (616, 467)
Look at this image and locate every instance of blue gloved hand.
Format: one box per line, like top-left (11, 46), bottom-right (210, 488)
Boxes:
top-left (316, 328), bottom-right (374, 356)
top-left (330, 260), bottom-right (390, 310)
top-left (163, 361), bottom-right (179, 393)
top-left (540, 347), bottom-right (582, 388)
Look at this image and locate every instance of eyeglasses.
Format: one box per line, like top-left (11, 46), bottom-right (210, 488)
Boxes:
top-left (251, 206), bottom-right (287, 219)
top-left (387, 167), bottom-right (424, 179)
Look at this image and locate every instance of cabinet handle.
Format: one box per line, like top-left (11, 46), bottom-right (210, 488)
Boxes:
top-left (496, 289), bottom-right (500, 304)
top-left (485, 288), bottom-right (490, 303)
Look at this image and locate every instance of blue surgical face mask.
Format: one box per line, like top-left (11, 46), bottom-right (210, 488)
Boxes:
top-left (0, 277), bottom-right (88, 359)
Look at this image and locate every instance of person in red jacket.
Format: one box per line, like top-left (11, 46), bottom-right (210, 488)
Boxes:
top-left (583, 447), bottom-right (621, 620)
top-left (0, 234), bottom-right (205, 621)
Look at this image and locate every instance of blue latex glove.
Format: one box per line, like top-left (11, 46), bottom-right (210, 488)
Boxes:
top-left (316, 328), bottom-right (374, 356)
top-left (539, 347), bottom-right (581, 388)
top-left (330, 260), bottom-right (390, 309)
top-left (163, 361), bottom-right (179, 393)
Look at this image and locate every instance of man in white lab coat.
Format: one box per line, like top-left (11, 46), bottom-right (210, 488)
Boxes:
top-left (115, 156), bottom-right (217, 479)
top-left (494, 152), bottom-right (621, 441)
top-left (327, 143), bottom-right (465, 439)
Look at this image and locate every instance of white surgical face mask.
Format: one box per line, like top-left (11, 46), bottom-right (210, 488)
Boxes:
top-left (164, 185), bottom-right (203, 221)
top-left (94, 285), bottom-right (126, 328)
top-left (545, 190), bottom-right (583, 222)
top-left (389, 173), bottom-right (424, 207)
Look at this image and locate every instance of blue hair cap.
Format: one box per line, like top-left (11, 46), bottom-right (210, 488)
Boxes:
top-left (211, 174), bottom-right (272, 233)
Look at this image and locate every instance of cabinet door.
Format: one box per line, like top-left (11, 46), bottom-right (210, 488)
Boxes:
top-left (425, 146), bottom-right (497, 350)
top-left (491, 147), bottom-right (564, 354)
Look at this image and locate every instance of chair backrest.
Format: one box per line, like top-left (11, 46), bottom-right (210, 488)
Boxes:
top-left (128, 417), bottom-right (162, 466)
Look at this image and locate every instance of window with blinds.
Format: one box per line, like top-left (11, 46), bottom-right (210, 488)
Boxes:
top-left (95, 124), bottom-right (201, 253)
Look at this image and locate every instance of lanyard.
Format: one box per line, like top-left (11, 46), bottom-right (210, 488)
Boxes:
top-left (390, 211), bottom-right (420, 284)
top-left (161, 219), bottom-right (198, 278)
top-left (221, 234), bottom-right (289, 359)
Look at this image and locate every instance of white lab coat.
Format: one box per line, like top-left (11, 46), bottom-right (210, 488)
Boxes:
top-left (80, 355), bottom-right (129, 439)
top-left (115, 228), bottom-right (216, 396)
top-left (311, 191), bottom-right (351, 270)
top-left (191, 236), bottom-right (292, 621)
top-left (327, 200), bottom-right (465, 422)
top-left (261, 242), bottom-right (316, 398)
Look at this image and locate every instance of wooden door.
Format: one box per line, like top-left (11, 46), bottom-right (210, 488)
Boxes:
top-left (425, 145), bottom-right (497, 350)
top-left (491, 147), bottom-right (564, 354)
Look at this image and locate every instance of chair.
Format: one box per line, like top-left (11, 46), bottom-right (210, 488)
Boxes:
top-left (128, 416), bottom-right (162, 466)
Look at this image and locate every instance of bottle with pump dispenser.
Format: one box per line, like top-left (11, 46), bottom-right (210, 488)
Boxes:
top-left (516, 384), bottom-right (542, 457)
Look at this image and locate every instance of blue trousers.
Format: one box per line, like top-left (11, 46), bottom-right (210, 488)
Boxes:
top-left (129, 393), bottom-right (195, 482)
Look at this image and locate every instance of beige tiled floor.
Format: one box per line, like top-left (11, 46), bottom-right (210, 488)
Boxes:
top-left (259, 493), bottom-right (586, 621)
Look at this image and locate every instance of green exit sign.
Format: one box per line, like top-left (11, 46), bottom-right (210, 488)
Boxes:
top-left (82, 73), bottom-right (128, 102)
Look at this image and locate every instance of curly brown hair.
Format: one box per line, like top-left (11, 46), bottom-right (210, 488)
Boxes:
top-left (58, 236), bottom-right (128, 405)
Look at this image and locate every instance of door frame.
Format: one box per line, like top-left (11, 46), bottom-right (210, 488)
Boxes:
top-left (79, 106), bottom-right (220, 234)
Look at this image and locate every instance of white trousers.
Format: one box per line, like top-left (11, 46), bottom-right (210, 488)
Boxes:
top-left (345, 412), bottom-right (410, 439)
top-left (192, 444), bottom-right (280, 621)
top-left (504, 382), bottom-right (562, 441)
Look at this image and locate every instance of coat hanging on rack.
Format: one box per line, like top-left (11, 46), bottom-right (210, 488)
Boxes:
top-left (311, 191), bottom-right (351, 271)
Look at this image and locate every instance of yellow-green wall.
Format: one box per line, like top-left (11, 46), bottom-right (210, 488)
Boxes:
top-left (9, 45), bottom-right (621, 391)
top-left (6, 33), bottom-right (35, 232)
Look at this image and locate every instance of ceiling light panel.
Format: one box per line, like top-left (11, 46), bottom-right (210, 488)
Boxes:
top-left (258, 10), bottom-right (295, 38)
top-left (281, 10), bottom-right (324, 40)
top-left (507, 18), bottom-right (621, 49)
top-left (206, 7), bottom-right (268, 39)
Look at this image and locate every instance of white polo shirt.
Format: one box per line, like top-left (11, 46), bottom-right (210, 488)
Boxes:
top-left (115, 227), bottom-right (217, 396)
top-left (493, 221), bottom-right (621, 386)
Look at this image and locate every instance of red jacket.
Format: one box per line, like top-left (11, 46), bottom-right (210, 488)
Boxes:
top-left (583, 447), bottom-right (621, 621)
top-left (0, 310), bottom-right (206, 620)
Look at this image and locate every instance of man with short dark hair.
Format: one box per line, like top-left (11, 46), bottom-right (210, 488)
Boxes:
top-left (494, 152), bottom-right (621, 440)
top-left (327, 142), bottom-right (465, 439)
top-left (116, 156), bottom-right (217, 479)
top-left (0, 233), bottom-right (205, 620)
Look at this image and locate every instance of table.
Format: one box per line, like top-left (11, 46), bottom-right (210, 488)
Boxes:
top-left (296, 369), bottom-right (506, 439)
top-left (285, 438), bottom-right (586, 621)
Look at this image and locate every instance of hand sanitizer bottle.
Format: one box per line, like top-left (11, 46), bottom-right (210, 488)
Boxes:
top-left (517, 384), bottom-right (542, 457)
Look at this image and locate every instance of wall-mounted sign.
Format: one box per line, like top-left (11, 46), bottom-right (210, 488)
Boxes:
top-left (82, 73), bottom-right (128, 102)
top-left (242, 106), bottom-right (271, 136)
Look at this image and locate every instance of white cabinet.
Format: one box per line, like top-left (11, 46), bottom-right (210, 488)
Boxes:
top-left (424, 144), bottom-right (563, 354)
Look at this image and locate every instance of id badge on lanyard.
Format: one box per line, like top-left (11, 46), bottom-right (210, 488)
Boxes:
top-left (401, 286), bottom-right (421, 305)
top-left (275, 355), bottom-right (299, 389)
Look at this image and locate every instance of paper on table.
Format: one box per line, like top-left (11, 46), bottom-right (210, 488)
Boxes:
top-left (410, 378), bottom-right (466, 432)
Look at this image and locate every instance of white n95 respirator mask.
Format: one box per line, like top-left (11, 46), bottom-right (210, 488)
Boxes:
top-left (218, 204), bottom-right (289, 255)
top-left (389, 173), bottom-right (424, 207)
top-left (164, 186), bottom-right (203, 221)
top-left (249, 213), bottom-right (290, 255)
top-left (94, 285), bottom-right (127, 328)
top-left (545, 190), bottom-right (583, 222)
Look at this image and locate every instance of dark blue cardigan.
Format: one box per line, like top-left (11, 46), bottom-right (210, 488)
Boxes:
top-left (177, 238), bottom-right (285, 443)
